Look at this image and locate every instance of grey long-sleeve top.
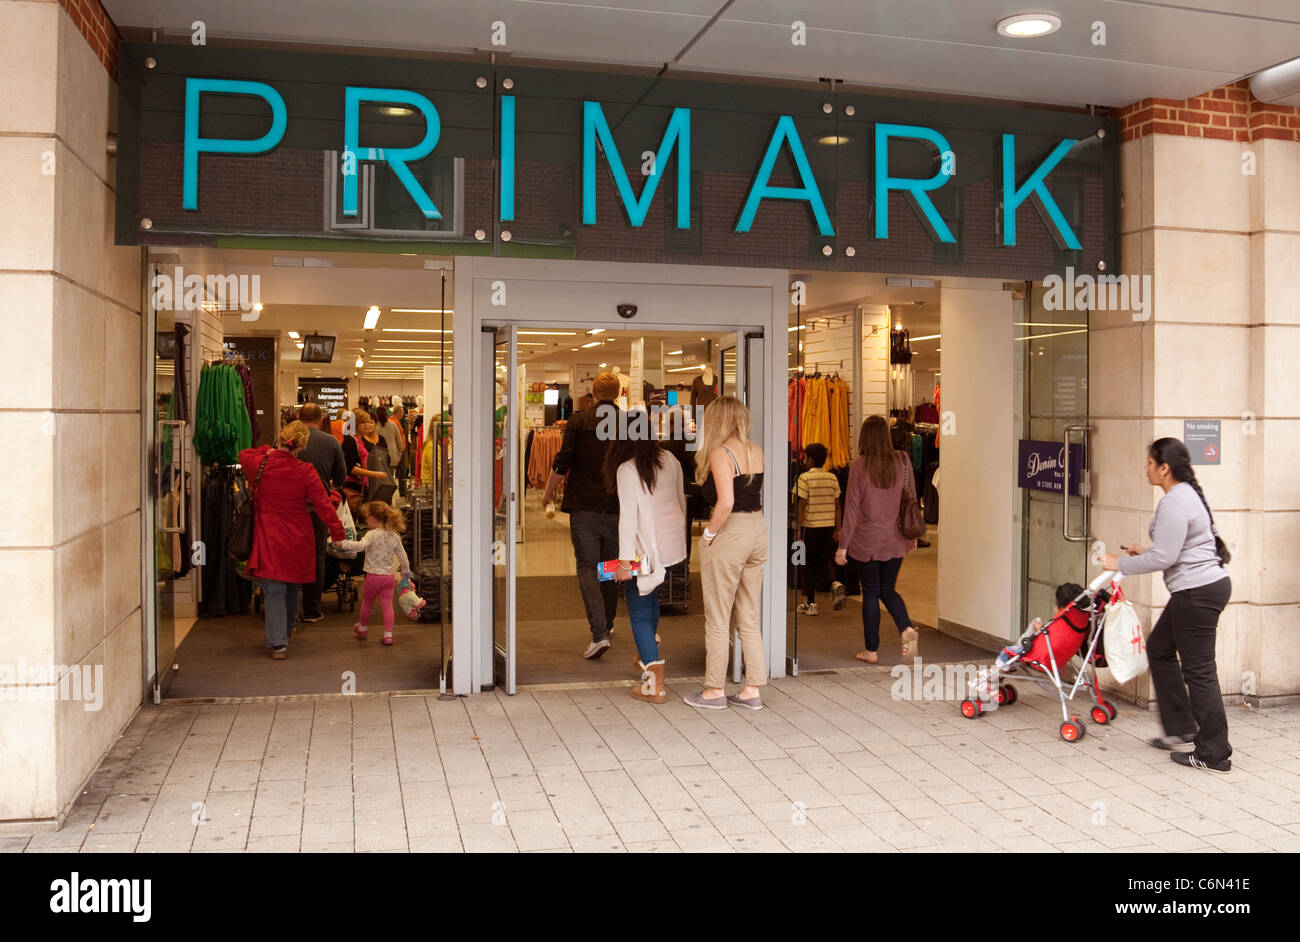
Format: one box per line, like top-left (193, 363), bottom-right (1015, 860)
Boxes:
top-left (1117, 482), bottom-right (1227, 592)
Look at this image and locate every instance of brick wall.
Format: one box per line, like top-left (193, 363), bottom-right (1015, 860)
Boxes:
top-left (1116, 79), bottom-right (1300, 143)
top-left (58, 0), bottom-right (119, 79)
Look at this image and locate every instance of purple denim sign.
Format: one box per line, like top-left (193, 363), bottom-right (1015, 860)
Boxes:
top-left (1017, 440), bottom-right (1083, 496)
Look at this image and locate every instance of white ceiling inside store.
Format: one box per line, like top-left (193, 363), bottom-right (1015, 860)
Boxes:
top-left (104, 0), bottom-right (1300, 107)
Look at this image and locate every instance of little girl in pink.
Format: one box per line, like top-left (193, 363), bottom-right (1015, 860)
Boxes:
top-left (332, 501), bottom-right (414, 645)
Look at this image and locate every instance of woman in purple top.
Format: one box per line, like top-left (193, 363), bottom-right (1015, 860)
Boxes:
top-left (835, 415), bottom-right (919, 663)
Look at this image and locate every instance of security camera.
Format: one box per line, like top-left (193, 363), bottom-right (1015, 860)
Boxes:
top-left (617, 303), bottom-right (637, 319)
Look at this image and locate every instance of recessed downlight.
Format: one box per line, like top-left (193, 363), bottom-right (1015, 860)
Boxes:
top-left (996, 13), bottom-right (1061, 38)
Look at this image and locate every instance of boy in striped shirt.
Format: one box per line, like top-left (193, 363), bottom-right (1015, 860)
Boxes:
top-left (794, 443), bottom-right (844, 615)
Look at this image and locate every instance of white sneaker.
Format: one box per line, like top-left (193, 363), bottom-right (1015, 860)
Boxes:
top-left (797, 602), bottom-right (818, 616)
top-left (583, 639), bottom-right (611, 660)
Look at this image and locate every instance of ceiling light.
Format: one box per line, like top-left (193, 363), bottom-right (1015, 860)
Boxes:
top-left (519, 331), bottom-right (578, 336)
top-left (996, 13), bottom-right (1061, 38)
top-left (381, 328), bottom-right (449, 334)
top-left (581, 341), bottom-right (602, 348)
top-left (586, 328), bottom-right (605, 335)
top-left (364, 306), bottom-right (381, 329)
top-left (377, 105), bottom-right (415, 117)
top-left (787, 325), bottom-right (806, 332)
top-left (910, 334), bottom-right (941, 341)
top-left (570, 347), bottom-right (579, 352)
top-left (355, 357), bottom-right (364, 368)
top-left (816, 134), bottom-right (853, 146)
top-left (668, 349), bottom-right (682, 355)
top-left (390, 309), bottom-right (452, 314)
top-left (600, 362), bottom-right (608, 368)
top-left (295, 342), bottom-right (304, 349)
top-left (288, 331), bottom-right (300, 339)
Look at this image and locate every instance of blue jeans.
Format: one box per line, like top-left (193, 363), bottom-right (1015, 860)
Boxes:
top-left (263, 579), bottom-right (300, 649)
top-left (622, 582), bottom-right (660, 663)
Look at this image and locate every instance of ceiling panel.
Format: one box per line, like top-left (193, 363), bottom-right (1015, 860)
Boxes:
top-left (105, 0), bottom-right (1299, 107)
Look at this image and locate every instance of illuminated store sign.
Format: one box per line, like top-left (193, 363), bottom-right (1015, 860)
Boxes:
top-left (182, 78), bottom-right (1083, 249)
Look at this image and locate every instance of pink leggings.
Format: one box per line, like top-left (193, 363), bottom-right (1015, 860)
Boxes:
top-left (359, 573), bottom-right (396, 634)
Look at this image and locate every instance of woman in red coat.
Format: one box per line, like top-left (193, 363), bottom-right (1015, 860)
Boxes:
top-left (239, 421), bottom-right (346, 659)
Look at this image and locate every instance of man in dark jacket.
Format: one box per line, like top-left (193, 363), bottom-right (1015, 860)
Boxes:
top-left (298, 403), bottom-right (347, 622)
top-left (541, 373), bottom-right (623, 659)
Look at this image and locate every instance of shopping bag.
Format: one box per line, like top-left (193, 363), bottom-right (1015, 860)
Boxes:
top-left (327, 499), bottom-right (359, 558)
top-left (1102, 589), bottom-right (1148, 683)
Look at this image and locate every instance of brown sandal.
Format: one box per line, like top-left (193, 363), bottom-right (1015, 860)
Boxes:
top-left (855, 650), bottom-right (879, 663)
top-left (900, 627), bottom-right (919, 658)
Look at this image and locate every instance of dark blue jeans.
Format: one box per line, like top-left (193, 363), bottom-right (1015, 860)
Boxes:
top-left (623, 582), bottom-right (661, 663)
top-left (262, 579), bottom-right (300, 649)
top-left (850, 556), bottom-right (911, 652)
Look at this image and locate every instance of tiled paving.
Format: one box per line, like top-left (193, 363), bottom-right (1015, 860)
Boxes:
top-left (5, 667), bottom-right (1299, 853)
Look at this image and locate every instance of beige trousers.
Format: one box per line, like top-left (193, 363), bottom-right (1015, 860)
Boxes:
top-left (700, 511), bottom-right (769, 689)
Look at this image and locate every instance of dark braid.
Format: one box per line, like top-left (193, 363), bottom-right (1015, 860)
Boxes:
top-left (1150, 438), bottom-right (1232, 565)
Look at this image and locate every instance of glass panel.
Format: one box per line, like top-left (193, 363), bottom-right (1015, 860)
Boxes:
top-left (721, 346), bottom-right (738, 398)
top-left (1018, 286), bottom-right (1090, 640)
top-left (491, 328), bottom-right (516, 693)
top-left (152, 304), bottom-right (180, 697)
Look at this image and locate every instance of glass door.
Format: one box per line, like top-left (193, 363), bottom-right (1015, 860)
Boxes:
top-left (150, 303), bottom-right (185, 700)
top-left (1017, 286), bottom-right (1091, 633)
top-left (490, 325), bottom-right (518, 694)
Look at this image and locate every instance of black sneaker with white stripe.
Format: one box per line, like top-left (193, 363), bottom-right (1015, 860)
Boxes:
top-left (1171, 751), bottom-right (1231, 773)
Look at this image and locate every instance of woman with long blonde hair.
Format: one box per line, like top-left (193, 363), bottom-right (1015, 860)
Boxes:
top-left (834, 415), bottom-right (919, 663)
top-left (685, 396), bottom-right (769, 710)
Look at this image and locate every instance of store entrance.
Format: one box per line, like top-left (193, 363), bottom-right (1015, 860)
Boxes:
top-left (486, 323), bottom-right (764, 694)
top-left (143, 247), bottom-right (454, 700)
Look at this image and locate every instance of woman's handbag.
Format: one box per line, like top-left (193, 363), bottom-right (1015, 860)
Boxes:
top-left (227, 453), bottom-right (270, 563)
top-left (897, 463), bottom-right (928, 540)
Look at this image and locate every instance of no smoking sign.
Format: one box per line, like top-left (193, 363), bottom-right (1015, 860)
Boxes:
top-left (1185, 420), bottom-right (1221, 466)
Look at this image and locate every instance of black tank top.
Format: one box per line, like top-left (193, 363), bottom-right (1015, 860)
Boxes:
top-left (702, 445), bottom-right (763, 513)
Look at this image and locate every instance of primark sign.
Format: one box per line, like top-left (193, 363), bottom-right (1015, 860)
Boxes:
top-left (118, 44), bottom-right (1117, 277)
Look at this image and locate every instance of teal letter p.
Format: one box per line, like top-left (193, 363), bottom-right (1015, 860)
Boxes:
top-left (183, 79), bottom-right (287, 211)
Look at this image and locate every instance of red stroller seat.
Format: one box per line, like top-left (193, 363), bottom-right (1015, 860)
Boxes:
top-left (1020, 603), bottom-right (1090, 671)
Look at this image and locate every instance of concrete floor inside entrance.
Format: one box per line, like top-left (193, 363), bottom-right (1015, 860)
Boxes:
top-left (164, 493), bottom-right (989, 699)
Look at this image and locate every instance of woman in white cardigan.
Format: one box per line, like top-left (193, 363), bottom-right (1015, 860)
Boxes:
top-left (602, 429), bottom-right (688, 703)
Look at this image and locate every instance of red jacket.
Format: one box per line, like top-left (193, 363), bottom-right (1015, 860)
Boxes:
top-left (239, 446), bottom-right (346, 583)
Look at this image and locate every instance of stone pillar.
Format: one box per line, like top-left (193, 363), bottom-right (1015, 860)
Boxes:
top-left (0, 0), bottom-right (141, 828)
top-left (1096, 82), bottom-right (1300, 706)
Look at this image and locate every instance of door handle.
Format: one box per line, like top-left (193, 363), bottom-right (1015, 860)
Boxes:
top-left (1062, 425), bottom-right (1092, 543)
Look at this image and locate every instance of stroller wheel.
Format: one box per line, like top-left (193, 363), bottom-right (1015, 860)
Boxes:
top-left (960, 699), bottom-right (982, 719)
top-left (1100, 698), bottom-right (1117, 720)
top-left (1090, 704), bottom-right (1111, 726)
top-left (1059, 718), bottom-right (1086, 742)
top-left (997, 684), bottom-right (1018, 706)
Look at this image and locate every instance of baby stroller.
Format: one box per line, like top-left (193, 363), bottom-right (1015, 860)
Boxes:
top-left (959, 570), bottom-right (1124, 742)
